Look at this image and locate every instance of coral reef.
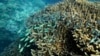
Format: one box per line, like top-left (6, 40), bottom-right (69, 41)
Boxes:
top-left (18, 0), bottom-right (100, 56)
top-left (1, 0), bottom-right (100, 56)
top-left (18, 1), bottom-right (100, 56)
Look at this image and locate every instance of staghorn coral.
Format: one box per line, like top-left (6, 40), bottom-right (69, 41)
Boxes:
top-left (18, 0), bottom-right (100, 56)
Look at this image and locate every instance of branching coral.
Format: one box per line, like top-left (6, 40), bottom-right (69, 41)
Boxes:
top-left (18, 0), bottom-right (100, 56)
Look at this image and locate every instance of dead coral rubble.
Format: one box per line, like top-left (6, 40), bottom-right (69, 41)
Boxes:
top-left (19, 0), bottom-right (100, 56)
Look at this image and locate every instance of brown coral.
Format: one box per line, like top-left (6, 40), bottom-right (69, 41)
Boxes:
top-left (19, 0), bottom-right (100, 56)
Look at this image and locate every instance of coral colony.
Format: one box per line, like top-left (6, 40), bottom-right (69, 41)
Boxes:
top-left (0, 0), bottom-right (100, 56)
top-left (17, 0), bottom-right (100, 56)
top-left (18, 0), bottom-right (100, 56)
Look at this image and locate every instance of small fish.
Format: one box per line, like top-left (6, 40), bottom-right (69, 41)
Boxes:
top-left (25, 32), bottom-right (30, 36)
top-left (34, 27), bottom-right (40, 30)
top-left (18, 44), bottom-right (21, 49)
top-left (24, 37), bottom-right (29, 42)
top-left (25, 29), bottom-right (31, 36)
top-left (20, 38), bottom-right (25, 41)
top-left (29, 39), bottom-right (35, 43)
top-left (40, 24), bottom-right (45, 27)
top-left (90, 37), bottom-right (97, 43)
top-left (43, 36), bottom-right (48, 39)
top-left (44, 28), bottom-right (49, 32)
top-left (19, 47), bottom-right (24, 53)
top-left (26, 45), bottom-right (30, 47)
top-left (47, 24), bottom-right (52, 27)
top-left (26, 29), bottom-right (31, 33)
top-left (24, 43), bottom-right (28, 47)
top-left (18, 29), bottom-right (22, 34)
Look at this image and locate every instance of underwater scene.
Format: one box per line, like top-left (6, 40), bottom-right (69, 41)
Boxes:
top-left (0, 0), bottom-right (100, 56)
